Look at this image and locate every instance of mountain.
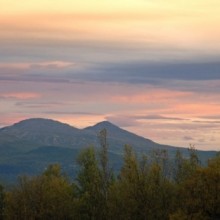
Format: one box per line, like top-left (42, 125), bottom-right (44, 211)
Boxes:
top-left (84, 121), bottom-right (180, 153)
top-left (0, 118), bottom-right (177, 153)
top-left (0, 118), bottom-right (217, 184)
top-left (0, 118), bottom-right (84, 149)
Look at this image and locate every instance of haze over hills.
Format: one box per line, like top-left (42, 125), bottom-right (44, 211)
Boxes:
top-left (0, 118), bottom-right (217, 184)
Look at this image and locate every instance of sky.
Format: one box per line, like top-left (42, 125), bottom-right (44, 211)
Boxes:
top-left (0, 0), bottom-right (220, 150)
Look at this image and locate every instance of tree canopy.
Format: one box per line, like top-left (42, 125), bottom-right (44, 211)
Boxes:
top-left (0, 137), bottom-right (219, 220)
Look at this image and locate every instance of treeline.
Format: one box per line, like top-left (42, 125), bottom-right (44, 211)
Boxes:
top-left (0, 131), bottom-right (219, 220)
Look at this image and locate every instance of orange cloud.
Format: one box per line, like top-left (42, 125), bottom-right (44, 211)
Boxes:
top-left (1, 3), bottom-right (219, 51)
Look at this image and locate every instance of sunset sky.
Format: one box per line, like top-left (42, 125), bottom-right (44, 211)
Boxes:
top-left (1, 0), bottom-right (220, 150)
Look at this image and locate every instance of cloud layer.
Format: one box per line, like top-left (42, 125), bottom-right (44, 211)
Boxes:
top-left (0, 0), bottom-right (220, 150)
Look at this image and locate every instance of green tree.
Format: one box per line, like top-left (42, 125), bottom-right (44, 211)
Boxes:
top-left (75, 129), bottom-right (114, 220)
top-left (76, 147), bottom-right (103, 220)
top-left (4, 164), bottom-right (74, 220)
top-left (98, 129), bottom-right (114, 219)
top-left (174, 147), bottom-right (200, 184)
top-left (108, 145), bottom-right (144, 220)
top-left (146, 163), bottom-right (175, 220)
top-left (172, 153), bottom-right (220, 219)
top-left (108, 145), bottom-right (174, 220)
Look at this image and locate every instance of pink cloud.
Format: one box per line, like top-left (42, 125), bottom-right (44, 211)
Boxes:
top-left (0, 92), bottom-right (41, 100)
top-left (0, 113), bottom-right (32, 127)
top-left (172, 103), bottom-right (220, 116)
top-left (54, 115), bottom-right (107, 128)
top-left (111, 90), bottom-right (192, 104)
top-left (30, 61), bottom-right (75, 69)
top-left (0, 61), bottom-right (76, 71)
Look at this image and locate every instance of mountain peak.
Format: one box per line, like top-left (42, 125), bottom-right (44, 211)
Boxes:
top-left (94, 120), bottom-right (118, 128)
top-left (1, 118), bottom-right (79, 134)
top-left (13, 118), bottom-right (67, 127)
top-left (84, 120), bottom-right (121, 132)
top-left (14, 118), bottom-right (56, 125)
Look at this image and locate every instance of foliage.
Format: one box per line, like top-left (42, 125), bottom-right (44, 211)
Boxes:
top-left (75, 129), bottom-right (114, 220)
top-left (4, 164), bottom-right (75, 220)
top-left (171, 151), bottom-right (220, 220)
top-left (0, 137), bottom-right (219, 220)
top-left (75, 147), bottom-right (103, 220)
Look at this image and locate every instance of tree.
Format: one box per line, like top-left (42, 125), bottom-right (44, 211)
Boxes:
top-left (108, 145), bottom-right (174, 220)
top-left (75, 129), bottom-right (113, 220)
top-left (108, 145), bottom-right (145, 220)
top-left (150, 149), bottom-right (171, 179)
top-left (98, 129), bottom-right (113, 219)
top-left (4, 164), bottom-right (74, 220)
top-left (76, 147), bottom-right (103, 220)
top-left (171, 153), bottom-right (220, 219)
top-left (174, 147), bottom-right (200, 184)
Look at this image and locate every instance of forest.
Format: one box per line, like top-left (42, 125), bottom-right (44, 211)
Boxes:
top-left (0, 130), bottom-right (219, 220)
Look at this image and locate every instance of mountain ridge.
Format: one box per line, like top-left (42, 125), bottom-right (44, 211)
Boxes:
top-left (0, 118), bottom-right (217, 184)
top-left (0, 118), bottom-right (179, 151)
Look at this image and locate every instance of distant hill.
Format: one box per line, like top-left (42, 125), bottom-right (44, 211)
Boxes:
top-left (0, 118), bottom-right (217, 184)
